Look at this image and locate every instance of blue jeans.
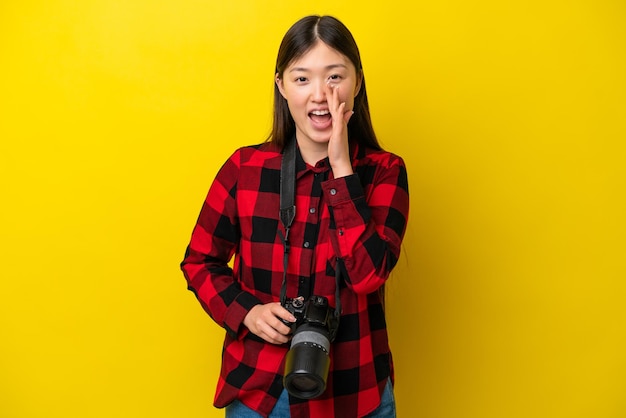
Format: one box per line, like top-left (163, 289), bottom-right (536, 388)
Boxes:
top-left (225, 378), bottom-right (396, 418)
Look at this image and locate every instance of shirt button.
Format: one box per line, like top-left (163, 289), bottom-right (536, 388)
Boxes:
top-left (309, 207), bottom-right (316, 214)
top-left (330, 188), bottom-right (337, 195)
top-left (339, 229), bottom-right (344, 236)
top-left (303, 241), bottom-right (310, 248)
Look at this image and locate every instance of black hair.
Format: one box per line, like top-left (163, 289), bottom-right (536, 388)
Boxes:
top-left (269, 15), bottom-right (381, 151)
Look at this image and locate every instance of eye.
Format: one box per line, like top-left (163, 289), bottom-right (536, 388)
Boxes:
top-left (328, 74), bottom-right (342, 81)
top-left (295, 77), bottom-right (308, 83)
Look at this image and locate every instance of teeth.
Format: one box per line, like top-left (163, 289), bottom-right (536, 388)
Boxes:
top-left (310, 110), bottom-right (330, 116)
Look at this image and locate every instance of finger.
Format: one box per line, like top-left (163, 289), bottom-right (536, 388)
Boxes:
top-left (326, 83), bottom-right (340, 112)
top-left (244, 304), bottom-right (289, 343)
top-left (255, 303), bottom-right (292, 336)
top-left (343, 109), bottom-right (354, 124)
top-left (260, 322), bottom-right (290, 344)
top-left (264, 314), bottom-right (292, 337)
top-left (269, 308), bottom-right (295, 335)
top-left (270, 303), bottom-right (296, 323)
top-left (337, 100), bottom-right (345, 115)
top-left (327, 85), bottom-right (352, 125)
top-left (333, 87), bottom-right (342, 117)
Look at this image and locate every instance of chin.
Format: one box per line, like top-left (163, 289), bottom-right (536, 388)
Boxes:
top-left (309, 138), bottom-right (331, 146)
top-left (306, 130), bottom-right (331, 143)
top-left (312, 134), bottom-right (331, 142)
top-left (296, 126), bottom-right (331, 145)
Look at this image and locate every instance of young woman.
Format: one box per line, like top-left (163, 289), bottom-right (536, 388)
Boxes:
top-left (181, 15), bottom-right (409, 418)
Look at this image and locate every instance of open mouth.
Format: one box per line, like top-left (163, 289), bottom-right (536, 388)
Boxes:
top-left (309, 109), bottom-right (331, 125)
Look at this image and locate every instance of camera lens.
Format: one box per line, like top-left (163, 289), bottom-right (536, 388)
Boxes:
top-left (283, 325), bottom-right (331, 399)
top-left (290, 375), bottom-right (320, 393)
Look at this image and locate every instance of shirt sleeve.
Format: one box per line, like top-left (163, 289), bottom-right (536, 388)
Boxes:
top-left (321, 153), bottom-right (409, 295)
top-left (180, 149), bottom-right (261, 338)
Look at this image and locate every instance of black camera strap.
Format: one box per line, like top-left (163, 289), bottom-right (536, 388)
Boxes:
top-left (279, 137), bottom-right (342, 319)
top-left (278, 137), bottom-right (297, 306)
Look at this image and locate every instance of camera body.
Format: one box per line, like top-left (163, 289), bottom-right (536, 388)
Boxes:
top-left (282, 296), bottom-right (339, 339)
top-left (282, 295), bottom-right (340, 399)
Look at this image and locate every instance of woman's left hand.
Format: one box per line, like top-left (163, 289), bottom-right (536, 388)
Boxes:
top-left (326, 83), bottom-right (354, 178)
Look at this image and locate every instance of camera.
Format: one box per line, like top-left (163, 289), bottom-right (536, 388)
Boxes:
top-left (282, 295), bottom-right (340, 399)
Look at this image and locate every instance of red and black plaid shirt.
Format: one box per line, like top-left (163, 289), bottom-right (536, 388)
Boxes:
top-left (181, 141), bottom-right (409, 418)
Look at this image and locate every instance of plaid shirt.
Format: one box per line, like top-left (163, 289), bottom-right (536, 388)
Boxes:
top-left (181, 141), bottom-right (409, 418)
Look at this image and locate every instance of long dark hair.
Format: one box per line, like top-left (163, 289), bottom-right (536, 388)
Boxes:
top-left (269, 15), bottom-right (381, 151)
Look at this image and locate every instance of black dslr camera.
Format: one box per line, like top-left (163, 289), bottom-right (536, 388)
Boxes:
top-left (282, 295), bottom-right (339, 399)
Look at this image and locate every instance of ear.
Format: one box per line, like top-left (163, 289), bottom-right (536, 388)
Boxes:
top-left (354, 70), bottom-right (363, 98)
top-left (276, 73), bottom-right (287, 99)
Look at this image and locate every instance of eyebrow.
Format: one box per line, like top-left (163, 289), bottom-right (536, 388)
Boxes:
top-left (288, 64), bottom-right (348, 73)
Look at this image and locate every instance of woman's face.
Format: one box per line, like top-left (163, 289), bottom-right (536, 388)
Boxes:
top-left (276, 41), bottom-right (362, 150)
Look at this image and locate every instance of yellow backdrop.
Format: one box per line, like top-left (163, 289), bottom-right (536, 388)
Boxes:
top-left (1, 1), bottom-right (624, 417)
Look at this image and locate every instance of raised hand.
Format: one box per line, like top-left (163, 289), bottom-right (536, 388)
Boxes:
top-left (326, 82), bottom-right (355, 178)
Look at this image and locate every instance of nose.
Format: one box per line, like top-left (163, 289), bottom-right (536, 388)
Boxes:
top-left (311, 80), bottom-right (327, 103)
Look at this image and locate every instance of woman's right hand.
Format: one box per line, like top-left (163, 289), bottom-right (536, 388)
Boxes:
top-left (243, 302), bottom-right (296, 344)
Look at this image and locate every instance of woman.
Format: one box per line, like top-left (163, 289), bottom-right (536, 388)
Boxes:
top-left (181, 15), bottom-right (409, 418)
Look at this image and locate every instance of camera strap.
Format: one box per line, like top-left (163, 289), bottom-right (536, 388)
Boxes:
top-left (279, 137), bottom-right (342, 319)
top-left (278, 137), bottom-right (297, 306)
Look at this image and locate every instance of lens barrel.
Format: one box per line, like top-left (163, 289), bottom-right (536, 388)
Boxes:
top-left (283, 327), bottom-right (331, 399)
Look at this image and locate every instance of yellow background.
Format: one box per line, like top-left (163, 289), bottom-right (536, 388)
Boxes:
top-left (1, 1), bottom-right (625, 417)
